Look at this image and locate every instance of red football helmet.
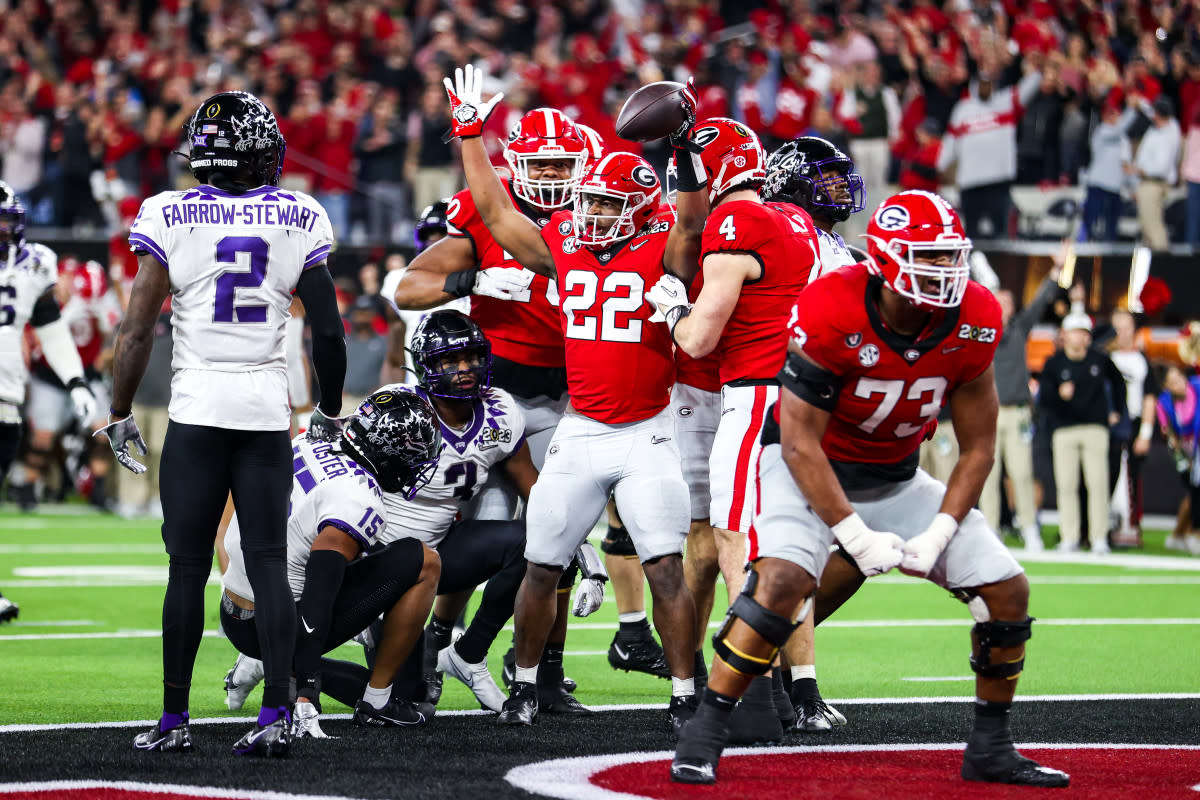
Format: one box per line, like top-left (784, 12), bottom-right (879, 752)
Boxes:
top-left (573, 122), bottom-right (608, 171)
top-left (864, 190), bottom-right (973, 308)
top-left (691, 117), bottom-right (766, 202)
top-left (572, 152), bottom-right (662, 248)
top-left (70, 259), bottom-right (108, 300)
top-left (504, 108), bottom-right (589, 211)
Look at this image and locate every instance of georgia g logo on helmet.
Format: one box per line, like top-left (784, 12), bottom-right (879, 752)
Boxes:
top-left (631, 164), bottom-right (657, 188)
top-left (874, 204), bottom-right (911, 231)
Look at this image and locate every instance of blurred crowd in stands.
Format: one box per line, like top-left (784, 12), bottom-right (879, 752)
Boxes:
top-left (3, 0), bottom-right (1200, 246)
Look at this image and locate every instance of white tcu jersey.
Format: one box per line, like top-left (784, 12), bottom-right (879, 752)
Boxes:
top-left (222, 435), bottom-right (387, 602)
top-left (0, 243), bottom-right (57, 408)
top-left (379, 385), bottom-right (526, 547)
top-left (809, 228), bottom-right (858, 282)
top-left (129, 184), bottom-right (334, 430)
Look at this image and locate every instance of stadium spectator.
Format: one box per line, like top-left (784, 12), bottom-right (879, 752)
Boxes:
top-left (897, 118), bottom-right (942, 193)
top-left (1131, 97), bottom-right (1182, 250)
top-left (1039, 313), bottom-right (1126, 553)
top-left (1080, 99), bottom-right (1134, 243)
top-left (407, 82), bottom-right (459, 221)
top-left (982, 269), bottom-right (1060, 550)
top-left (343, 296), bottom-right (388, 413)
top-left (847, 59), bottom-right (900, 208)
top-left (356, 89), bottom-right (411, 245)
top-left (1157, 365), bottom-right (1200, 555)
top-left (1106, 309), bottom-right (1159, 548)
top-left (0, 97), bottom-right (46, 214)
top-left (1183, 103), bottom-right (1200, 248)
top-left (1016, 65), bottom-right (1069, 185)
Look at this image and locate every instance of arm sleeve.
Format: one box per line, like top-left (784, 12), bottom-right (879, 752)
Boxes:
top-left (28, 288), bottom-right (62, 327)
top-left (295, 265), bottom-right (347, 416)
top-left (32, 315), bottom-right (85, 385)
top-left (293, 548), bottom-right (350, 685)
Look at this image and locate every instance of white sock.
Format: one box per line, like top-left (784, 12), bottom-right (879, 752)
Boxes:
top-left (515, 664), bottom-right (539, 684)
top-left (362, 684), bottom-right (392, 710)
top-left (618, 611), bottom-right (647, 624)
top-left (672, 676), bottom-right (695, 697)
top-left (790, 665), bottom-right (817, 682)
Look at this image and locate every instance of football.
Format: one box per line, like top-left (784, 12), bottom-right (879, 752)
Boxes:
top-left (615, 81), bottom-right (687, 142)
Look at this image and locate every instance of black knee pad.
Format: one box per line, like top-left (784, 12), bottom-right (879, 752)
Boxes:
top-left (601, 524), bottom-right (637, 557)
top-left (711, 567), bottom-right (802, 676)
top-left (970, 617), bottom-right (1033, 679)
top-left (557, 562), bottom-right (579, 589)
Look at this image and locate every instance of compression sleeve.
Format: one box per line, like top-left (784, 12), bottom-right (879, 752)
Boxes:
top-left (295, 265), bottom-right (347, 416)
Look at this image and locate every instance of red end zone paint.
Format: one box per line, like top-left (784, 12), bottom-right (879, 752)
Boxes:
top-left (0, 782), bottom-right (367, 800)
top-left (590, 747), bottom-right (1200, 800)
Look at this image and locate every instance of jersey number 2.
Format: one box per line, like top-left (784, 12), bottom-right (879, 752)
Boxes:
top-left (561, 270), bottom-right (644, 343)
top-left (853, 376), bottom-right (948, 437)
top-left (213, 236), bottom-right (269, 324)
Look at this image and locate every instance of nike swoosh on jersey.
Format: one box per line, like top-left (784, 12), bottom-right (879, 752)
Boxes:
top-left (630, 240), bottom-right (648, 251)
top-left (651, 435), bottom-right (671, 444)
top-left (942, 344), bottom-right (965, 354)
top-left (301, 617), bottom-right (315, 634)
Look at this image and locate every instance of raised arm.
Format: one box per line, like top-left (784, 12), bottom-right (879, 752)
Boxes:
top-left (445, 64), bottom-right (555, 277)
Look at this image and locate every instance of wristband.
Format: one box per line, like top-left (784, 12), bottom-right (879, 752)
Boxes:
top-left (443, 268), bottom-right (479, 298)
top-left (1138, 421), bottom-right (1154, 441)
top-left (672, 150), bottom-right (708, 193)
top-left (67, 376), bottom-right (90, 391)
top-left (830, 512), bottom-right (871, 548)
top-left (109, 407), bottom-right (131, 419)
top-left (665, 304), bottom-right (691, 339)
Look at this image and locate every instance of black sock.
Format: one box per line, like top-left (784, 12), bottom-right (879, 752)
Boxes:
top-left (164, 683), bottom-right (189, 715)
top-left (974, 699), bottom-right (1012, 723)
top-left (701, 687), bottom-right (738, 713)
top-left (618, 616), bottom-right (651, 635)
top-left (792, 677), bottom-right (818, 703)
top-left (427, 614), bottom-right (454, 652)
top-left (539, 643), bottom-right (565, 688)
top-left (741, 674), bottom-right (775, 708)
top-left (693, 650), bottom-right (708, 680)
top-left (454, 628), bottom-right (489, 665)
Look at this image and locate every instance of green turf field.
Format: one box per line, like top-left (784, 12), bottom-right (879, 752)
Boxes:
top-left (2, 508), bottom-right (1198, 726)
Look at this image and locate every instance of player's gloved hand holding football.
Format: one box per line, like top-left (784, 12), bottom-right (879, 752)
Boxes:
top-left (667, 77), bottom-right (702, 155)
top-left (94, 413), bottom-right (148, 475)
top-left (899, 513), bottom-right (957, 577)
top-left (831, 512), bottom-right (905, 577)
top-left (67, 377), bottom-right (97, 425)
top-left (306, 405), bottom-right (345, 443)
top-left (645, 274), bottom-right (691, 325)
top-left (572, 578), bottom-right (606, 617)
top-left (443, 63), bottom-right (504, 139)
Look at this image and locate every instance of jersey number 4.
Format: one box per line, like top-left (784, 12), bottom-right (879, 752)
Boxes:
top-left (853, 376), bottom-right (948, 437)
top-left (561, 270), bottom-right (644, 343)
top-left (213, 236), bottom-right (269, 324)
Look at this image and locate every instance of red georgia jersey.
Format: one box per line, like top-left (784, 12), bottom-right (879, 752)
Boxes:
top-left (542, 209), bottom-right (676, 423)
top-left (446, 181), bottom-right (565, 368)
top-left (702, 199), bottom-right (819, 384)
top-left (674, 269), bottom-right (721, 392)
top-left (786, 264), bottom-right (1001, 465)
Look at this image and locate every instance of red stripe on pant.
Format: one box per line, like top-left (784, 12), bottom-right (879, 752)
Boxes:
top-left (727, 385), bottom-right (767, 534)
top-left (748, 446), bottom-right (765, 561)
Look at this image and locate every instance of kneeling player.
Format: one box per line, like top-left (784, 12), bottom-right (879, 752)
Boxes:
top-left (672, 191), bottom-right (1069, 788)
top-left (219, 390), bottom-right (443, 743)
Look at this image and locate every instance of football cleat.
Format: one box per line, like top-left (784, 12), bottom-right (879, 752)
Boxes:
top-left (503, 647), bottom-right (576, 693)
top-left (670, 702), bottom-right (730, 785)
top-left (668, 693), bottom-right (699, 738)
top-left (794, 696), bottom-right (846, 732)
top-left (727, 677), bottom-right (784, 745)
top-left (291, 700), bottom-right (330, 739)
top-left (352, 697), bottom-right (434, 728)
top-left (607, 629), bottom-right (671, 678)
top-left (438, 645), bottom-right (506, 712)
top-left (423, 669), bottom-right (444, 705)
top-left (539, 683), bottom-right (593, 715)
top-left (497, 681), bottom-right (539, 726)
top-left (133, 720), bottom-right (193, 753)
top-left (223, 654), bottom-right (264, 711)
top-left (233, 716), bottom-right (291, 758)
top-left (0, 596), bottom-right (18, 624)
top-left (962, 748), bottom-right (1070, 788)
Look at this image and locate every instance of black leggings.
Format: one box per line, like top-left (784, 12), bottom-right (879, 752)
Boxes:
top-left (222, 537), bottom-right (425, 708)
top-left (159, 421), bottom-right (294, 711)
top-left (0, 422), bottom-right (20, 482)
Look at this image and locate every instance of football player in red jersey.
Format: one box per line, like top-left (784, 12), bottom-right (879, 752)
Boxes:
top-left (646, 116), bottom-right (821, 739)
top-left (444, 63), bottom-right (709, 731)
top-left (671, 191), bottom-right (1069, 789)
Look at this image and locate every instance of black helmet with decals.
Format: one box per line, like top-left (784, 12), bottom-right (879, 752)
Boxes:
top-left (762, 136), bottom-right (865, 223)
top-left (185, 91), bottom-right (286, 193)
top-left (341, 389), bottom-right (442, 498)
top-left (409, 310), bottom-right (492, 400)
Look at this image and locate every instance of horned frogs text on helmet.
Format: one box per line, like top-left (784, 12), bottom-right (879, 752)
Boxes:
top-left (0, 180), bottom-right (26, 263)
top-left (185, 91), bottom-right (287, 193)
top-left (409, 310), bottom-right (492, 400)
top-left (865, 190), bottom-right (973, 308)
top-left (415, 199), bottom-right (451, 253)
top-left (340, 389), bottom-right (442, 498)
top-left (762, 136), bottom-right (865, 223)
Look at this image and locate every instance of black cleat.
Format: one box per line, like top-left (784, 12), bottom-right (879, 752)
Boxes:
top-left (727, 676), bottom-right (784, 745)
top-left (0, 596), bottom-right (18, 624)
top-left (668, 693), bottom-right (699, 738)
top-left (232, 717), bottom-right (291, 758)
top-left (133, 720), bottom-right (193, 753)
top-left (502, 647), bottom-right (516, 691)
top-left (670, 702), bottom-right (730, 785)
top-left (423, 669), bottom-right (444, 705)
top-left (498, 681), bottom-right (539, 725)
top-left (608, 628), bottom-right (671, 678)
top-left (962, 747), bottom-right (1070, 787)
top-left (539, 683), bottom-right (593, 715)
top-left (352, 697), bottom-right (434, 727)
top-left (772, 672), bottom-right (796, 731)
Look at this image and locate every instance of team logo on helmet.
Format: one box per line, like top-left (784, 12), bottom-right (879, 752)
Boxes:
top-left (693, 126), bottom-right (721, 147)
top-left (858, 344), bottom-right (880, 367)
top-left (631, 165), bottom-right (657, 188)
top-left (874, 205), bottom-right (911, 230)
top-left (206, 103), bottom-right (221, 118)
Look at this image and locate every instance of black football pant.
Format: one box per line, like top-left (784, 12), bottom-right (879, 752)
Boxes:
top-left (222, 537), bottom-right (426, 709)
top-left (0, 421), bottom-right (21, 482)
top-left (373, 519), bottom-right (526, 701)
top-left (158, 421), bottom-right (294, 713)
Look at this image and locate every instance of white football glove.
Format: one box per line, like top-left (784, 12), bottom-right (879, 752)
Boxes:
top-left (68, 380), bottom-right (97, 425)
top-left (831, 512), bottom-right (905, 577)
top-left (572, 578), bottom-right (606, 617)
top-left (443, 63), bottom-right (504, 138)
top-left (900, 513), bottom-right (958, 577)
top-left (93, 414), bottom-right (148, 475)
top-left (473, 267), bottom-right (535, 300)
top-left (644, 274), bottom-right (690, 323)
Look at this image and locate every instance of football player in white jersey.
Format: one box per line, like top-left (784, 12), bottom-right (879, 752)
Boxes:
top-left (758, 135), bottom-right (867, 732)
top-left (372, 311), bottom-right (604, 715)
top-left (221, 390), bottom-right (443, 736)
top-left (97, 92), bottom-right (347, 758)
top-left (0, 182), bottom-right (96, 623)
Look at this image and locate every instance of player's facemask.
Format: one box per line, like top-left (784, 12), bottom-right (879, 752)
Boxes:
top-left (572, 190), bottom-right (635, 248)
top-left (879, 240), bottom-right (972, 308)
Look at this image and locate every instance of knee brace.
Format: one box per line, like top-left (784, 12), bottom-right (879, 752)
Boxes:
top-left (601, 524), bottom-right (638, 557)
top-left (711, 567), bottom-right (807, 676)
top-left (970, 617), bottom-right (1033, 680)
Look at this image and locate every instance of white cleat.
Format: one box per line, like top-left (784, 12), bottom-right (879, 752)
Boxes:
top-left (1020, 526), bottom-right (1044, 553)
top-left (292, 700), bottom-right (331, 739)
top-left (437, 645), bottom-right (506, 713)
top-left (224, 654), bottom-right (265, 711)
